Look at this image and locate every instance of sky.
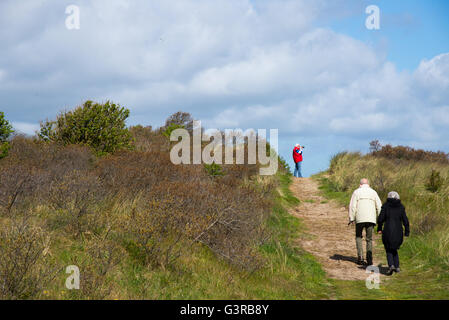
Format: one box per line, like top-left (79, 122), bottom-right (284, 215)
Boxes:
top-left (1, 0), bottom-right (448, 176)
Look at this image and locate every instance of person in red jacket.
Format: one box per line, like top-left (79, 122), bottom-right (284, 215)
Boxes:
top-left (293, 144), bottom-right (304, 177)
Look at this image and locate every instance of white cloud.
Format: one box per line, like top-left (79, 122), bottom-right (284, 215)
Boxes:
top-left (12, 122), bottom-right (40, 135)
top-left (0, 0), bottom-right (448, 175)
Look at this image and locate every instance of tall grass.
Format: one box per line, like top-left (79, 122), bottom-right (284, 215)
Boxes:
top-left (315, 151), bottom-right (449, 299)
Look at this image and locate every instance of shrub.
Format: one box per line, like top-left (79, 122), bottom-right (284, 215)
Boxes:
top-left (0, 163), bottom-right (34, 214)
top-left (426, 169), bottom-right (444, 193)
top-left (66, 234), bottom-right (124, 300)
top-left (121, 197), bottom-right (185, 269)
top-left (47, 170), bottom-right (107, 237)
top-left (372, 144), bottom-right (449, 163)
top-left (164, 111), bottom-right (194, 132)
top-left (204, 163), bottom-right (224, 177)
top-left (0, 136), bottom-right (96, 215)
top-left (38, 101), bottom-right (132, 155)
top-left (162, 123), bottom-right (185, 139)
top-left (0, 111), bottom-right (13, 159)
top-left (0, 218), bottom-right (57, 299)
top-left (129, 125), bottom-right (170, 153)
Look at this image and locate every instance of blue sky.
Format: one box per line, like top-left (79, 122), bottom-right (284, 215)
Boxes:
top-left (1, 0), bottom-right (448, 176)
top-left (325, 0), bottom-right (449, 71)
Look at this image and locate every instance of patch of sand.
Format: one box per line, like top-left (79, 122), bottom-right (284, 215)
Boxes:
top-left (290, 178), bottom-right (386, 281)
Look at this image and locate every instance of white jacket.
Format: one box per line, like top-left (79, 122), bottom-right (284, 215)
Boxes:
top-left (349, 185), bottom-right (382, 224)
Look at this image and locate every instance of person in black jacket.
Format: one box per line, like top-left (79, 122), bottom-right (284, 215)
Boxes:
top-left (377, 191), bottom-right (410, 275)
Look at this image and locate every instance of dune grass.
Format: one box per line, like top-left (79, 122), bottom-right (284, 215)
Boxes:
top-left (313, 152), bottom-right (449, 299)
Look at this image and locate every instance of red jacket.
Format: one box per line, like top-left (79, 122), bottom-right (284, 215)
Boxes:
top-left (293, 146), bottom-right (303, 163)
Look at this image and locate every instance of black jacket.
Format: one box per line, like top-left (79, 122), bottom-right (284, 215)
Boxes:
top-left (377, 198), bottom-right (410, 250)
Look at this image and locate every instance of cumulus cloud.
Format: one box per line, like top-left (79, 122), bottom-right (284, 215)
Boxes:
top-left (0, 0), bottom-right (448, 175)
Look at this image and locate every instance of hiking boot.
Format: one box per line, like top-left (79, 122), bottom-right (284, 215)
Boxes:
top-left (387, 266), bottom-right (395, 276)
top-left (356, 257), bottom-right (365, 266)
top-left (394, 267), bottom-right (400, 273)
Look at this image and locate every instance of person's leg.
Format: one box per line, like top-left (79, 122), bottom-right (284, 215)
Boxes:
top-left (386, 249), bottom-right (394, 267)
top-left (393, 249), bottom-right (400, 270)
top-left (298, 161), bottom-right (303, 178)
top-left (355, 223), bottom-right (364, 262)
top-left (294, 162), bottom-right (299, 177)
top-left (385, 248), bottom-right (395, 275)
top-left (365, 223), bottom-right (374, 265)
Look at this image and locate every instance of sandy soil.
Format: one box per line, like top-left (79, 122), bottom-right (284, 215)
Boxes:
top-left (289, 177), bottom-right (386, 281)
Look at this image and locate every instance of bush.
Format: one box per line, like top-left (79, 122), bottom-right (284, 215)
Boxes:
top-left (66, 234), bottom-right (124, 300)
top-left (129, 125), bottom-right (170, 153)
top-left (204, 163), bottom-right (224, 177)
top-left (0, 136), bottom-right (96, 216)
top-left (47, 170), bottom-right (107, 237)
top-left (0, 111), bottom-right (13, 159)
top-left (164, 111), bottom-right (194, 132)
top-left (0, 107), bottom-right (278, 298)
top-left (38, 101), bottom-right (132, 155)
top-left (426, 169), bottom-right (444, 193)
top-left (0, 218), bottom-right (57, 299)
top-left (372, 144), bottom-right (449, 163)
top-left (162, 123), bottom-right (185, 139)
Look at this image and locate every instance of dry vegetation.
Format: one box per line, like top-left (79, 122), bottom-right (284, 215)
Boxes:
top-left (0, 108), bottom-right (289, 299)
top-left (319, 146), bottom-right (449, 298)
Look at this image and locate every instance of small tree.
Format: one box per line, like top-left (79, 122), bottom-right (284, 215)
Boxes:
top-left (0, 111), bottom-right (14, 159)
top-left (39, 101), bottom-right (132, 155)
top-left (164, 111), bottom-right (194, 132)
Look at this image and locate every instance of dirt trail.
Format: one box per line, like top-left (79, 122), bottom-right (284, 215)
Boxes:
top-left (290, 177), bottom-right (385, 281)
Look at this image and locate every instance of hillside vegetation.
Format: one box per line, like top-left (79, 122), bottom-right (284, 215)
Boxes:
top-left (0, 102), bottom-right (329, 300)
top-left (316, 146), bottom-right (449, 299)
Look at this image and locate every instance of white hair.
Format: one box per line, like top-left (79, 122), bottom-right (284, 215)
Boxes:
top-left (388, 191), bottom-right (400, 200)
top-left (295, 144), bottom-right (300, 147)
top-left (360, 178), bottom-right (369, 185)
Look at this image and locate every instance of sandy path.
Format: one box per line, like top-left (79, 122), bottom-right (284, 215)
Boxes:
top-left (290, 177), bottom-right (386, 281)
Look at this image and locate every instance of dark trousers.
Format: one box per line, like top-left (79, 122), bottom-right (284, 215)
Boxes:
top-left (386, 248), bottom-right (400, 268)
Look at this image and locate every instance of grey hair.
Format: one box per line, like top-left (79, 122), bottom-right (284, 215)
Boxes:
top-left (388, 191), bottom-right (400, 200)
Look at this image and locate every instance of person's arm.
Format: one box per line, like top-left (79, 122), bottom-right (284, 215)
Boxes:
top-left (402, 207), bottom-right (410, 237)
top-left (375, 192), bottom-right (382, 217)
top-left (349, 191), bottom-right (357, 223)
top-left (377, 205), bottom-right (386, 233)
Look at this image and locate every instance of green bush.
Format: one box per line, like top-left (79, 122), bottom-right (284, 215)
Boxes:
top-left (0, 111), bottom-right (13, 159)
top-left (162, 123), bottom-right (185, 139)
top-left (204, 163), bottom-right (224, 177)
top-left (38, 101), bottom-right (132, 155)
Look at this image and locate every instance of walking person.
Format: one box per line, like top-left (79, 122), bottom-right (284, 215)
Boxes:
top-left (292, 144), bottom-right (304, 178)
top-left (377, 191), bottom-right (410, 275)
top-left (349, 178), bottom-right (382, 266)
